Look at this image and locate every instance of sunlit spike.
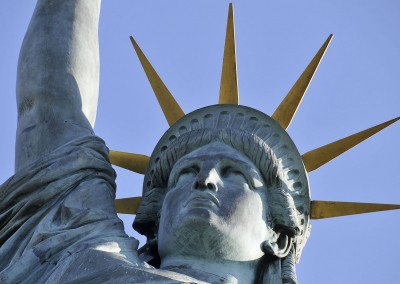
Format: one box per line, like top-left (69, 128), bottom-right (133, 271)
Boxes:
top-left (272, 35), bottom-right (333, 129)
top-left (311, 200), bottom-right (400, 219)
top-left (115, 197), bottom-right (142, 214)
top-left (130, 36), bottom-right (185, 126)
top-left (302, 116), bottom-right (399, 172)
top-left (109, 150), bottom-right (150, 174)
top-left (219, 3), bottom-right (239, 105)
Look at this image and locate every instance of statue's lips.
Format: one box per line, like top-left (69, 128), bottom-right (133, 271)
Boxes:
top-left (184, 192), bottom-right (220, 208)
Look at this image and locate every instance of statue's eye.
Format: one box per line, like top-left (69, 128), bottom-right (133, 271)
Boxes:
top-left (175, 165), bottom-right (199, 186)
top-left (220, 166), bottom-right (248, 184)
top-left (180, 166), bottom-right (199, 176)
top-left (220, 166), bottom-right (258, 189)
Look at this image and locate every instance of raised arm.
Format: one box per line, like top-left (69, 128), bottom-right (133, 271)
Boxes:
top-left (15, 0), bottom-right (101, 171)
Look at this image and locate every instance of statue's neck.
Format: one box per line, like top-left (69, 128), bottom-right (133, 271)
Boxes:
top-left (160, 255), bottom-right (258, 284)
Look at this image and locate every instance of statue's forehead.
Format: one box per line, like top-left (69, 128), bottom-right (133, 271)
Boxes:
top-left (179, 141), bottom-right (251, 161)
top-left (172, 141), bottom-right (260, 170)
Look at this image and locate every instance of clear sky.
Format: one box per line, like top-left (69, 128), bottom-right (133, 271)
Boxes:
top-left (1, 1), bottom-right (399, 283)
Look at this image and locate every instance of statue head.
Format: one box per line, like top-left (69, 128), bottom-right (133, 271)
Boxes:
top-left (158, 140), bottom-right (287, 263)
top-left (133, 105), bottom-right (311, 283)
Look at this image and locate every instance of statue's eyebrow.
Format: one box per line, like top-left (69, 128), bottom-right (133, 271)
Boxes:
top-left (218, 157), bottom-right (264, 187)
top-left (172, 156), bottom-right (200, 170)
top-left (168, 157), bottom-right (200, 184)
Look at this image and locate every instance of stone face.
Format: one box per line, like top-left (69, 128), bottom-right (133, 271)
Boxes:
top-left (158, 142), bottom-right (270, 262)
top-left (157, 142), bottom-right (271, 282)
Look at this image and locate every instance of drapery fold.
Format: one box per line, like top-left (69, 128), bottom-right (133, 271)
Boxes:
top-left (0, 135), bottom-right (141, 283)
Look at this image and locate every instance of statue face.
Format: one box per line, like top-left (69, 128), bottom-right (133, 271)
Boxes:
top-left (158, 142), bottom-right (275, 262)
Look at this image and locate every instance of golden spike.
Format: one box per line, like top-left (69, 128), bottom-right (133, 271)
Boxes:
top-left (219, 3), bottom-right (239, 105)
top-left (272, 35), bottom-right (333, 129)
top-left (109, 150), bottom-right (150, 174)
top-left (115, 197), bottom-right (142, 214)
top-left (311, 200), bottom-right (400, 219)
top-left (130, 36), bottom-right (185, 126)
top-left (302, 116), bottom-right (399, 172)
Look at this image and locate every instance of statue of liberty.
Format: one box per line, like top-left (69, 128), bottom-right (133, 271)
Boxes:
top-left (0, 1), bottom-right (398, 283)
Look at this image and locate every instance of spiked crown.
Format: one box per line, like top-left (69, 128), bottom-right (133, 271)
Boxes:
top-left (110, 3), bottom-right (400, 259)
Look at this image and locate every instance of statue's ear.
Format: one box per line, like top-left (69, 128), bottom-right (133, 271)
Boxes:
top-left (263, 233), bottom-right (293, 258)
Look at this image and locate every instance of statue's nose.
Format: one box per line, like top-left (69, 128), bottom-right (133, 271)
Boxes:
top-left (192, 168), bottom-right (218, 191)
top-left (193, 178), bottom-right (217, 191)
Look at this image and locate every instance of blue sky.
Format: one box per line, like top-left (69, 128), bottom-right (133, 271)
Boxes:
top-left (1, 1), bottom-right (399, 283)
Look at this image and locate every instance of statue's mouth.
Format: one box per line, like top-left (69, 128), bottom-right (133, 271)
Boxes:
top-left (184, 192), bottom-right (220, 208)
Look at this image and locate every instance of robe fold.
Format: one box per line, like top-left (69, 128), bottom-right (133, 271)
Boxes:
top-left (0, 136), bottom-right (143, 283)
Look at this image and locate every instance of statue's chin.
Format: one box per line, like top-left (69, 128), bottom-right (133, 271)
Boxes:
top-left (159, 216), bottom-right (258, 262)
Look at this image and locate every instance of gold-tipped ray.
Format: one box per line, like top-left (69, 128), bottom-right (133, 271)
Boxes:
top-left (311, 200), bottom-right (400, 219)
top-left (130, 36), bottom-right (185, 126)
top-left (219, 3), bottom-right (239, 105)
top-left (272, 35), bottom-right (333, 129)
top-left (302, 116), bottom-right (399, 172)
top-left (115, 197), bottom-right (142, 214)
top-left (109, 150), bottom-right (150, 174)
